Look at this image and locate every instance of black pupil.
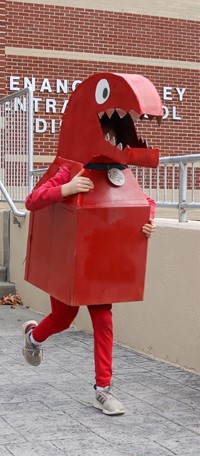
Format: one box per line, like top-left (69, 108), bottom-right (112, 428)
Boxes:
top-left (103, 87), bottom-right (108, 99)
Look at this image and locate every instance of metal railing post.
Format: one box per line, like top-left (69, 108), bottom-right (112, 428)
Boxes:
top-left (28, 87), bottom-right (34, 193)
top-left (3, 211), bottom-right (10, 279)
top-left (179, 161), bottom-right (188, 222)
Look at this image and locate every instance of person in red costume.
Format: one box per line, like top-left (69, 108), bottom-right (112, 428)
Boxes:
top-left (22, 164), bottom-right (156, 416)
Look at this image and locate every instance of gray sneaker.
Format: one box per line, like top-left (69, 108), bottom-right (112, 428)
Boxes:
top-left (22, 320), bottom-right (43, 367)
top-left (93, 386), bottom-right (125, 415)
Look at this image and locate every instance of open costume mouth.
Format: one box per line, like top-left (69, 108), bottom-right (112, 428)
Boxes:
top-left (98, 109), bottom-right (162, 152)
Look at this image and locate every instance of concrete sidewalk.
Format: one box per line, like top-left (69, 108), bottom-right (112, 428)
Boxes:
top-left (1, 306), bottom-right (200, 455)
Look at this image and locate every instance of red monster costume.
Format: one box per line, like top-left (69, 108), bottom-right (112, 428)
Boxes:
top-left (25, 72), bottom-right (163, 306)
top-left (24, 73), bottom-right (163, 389)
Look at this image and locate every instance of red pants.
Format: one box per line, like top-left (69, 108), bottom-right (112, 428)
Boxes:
top-left (32, 296), bottom-right (113, 387)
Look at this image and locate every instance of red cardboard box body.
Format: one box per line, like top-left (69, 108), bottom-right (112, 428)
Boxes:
top-left (25, 168), bottom-right (150, 306)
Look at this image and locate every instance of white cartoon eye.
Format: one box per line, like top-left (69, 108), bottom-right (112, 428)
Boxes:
top-left (95, 79), bottom-right (110, 104)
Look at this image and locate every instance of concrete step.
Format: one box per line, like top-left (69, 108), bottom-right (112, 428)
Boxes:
top-left (0, 265), bottom-right (7, 282)
top-left (0, 282), bottom-right (16, 299)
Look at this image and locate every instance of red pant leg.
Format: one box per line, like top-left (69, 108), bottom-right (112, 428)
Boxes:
top-left (32, 296), bottom-right (79, 343)
top-left (88, 304), bottom-right (113, 388)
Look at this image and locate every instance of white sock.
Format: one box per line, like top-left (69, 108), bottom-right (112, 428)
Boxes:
top-left (96, 386), bottom-right (109, 391)
top-left (29, 332), bottom-right (41, 347)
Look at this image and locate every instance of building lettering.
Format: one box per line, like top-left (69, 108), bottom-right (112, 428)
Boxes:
top-left (9, 76), bottom-right (187, 134)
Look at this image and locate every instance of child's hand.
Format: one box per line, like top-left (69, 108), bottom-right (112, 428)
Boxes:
top-left (142, 219), bottom-right (156, 238)
top-left (61, 169), bottom-right (94, 197)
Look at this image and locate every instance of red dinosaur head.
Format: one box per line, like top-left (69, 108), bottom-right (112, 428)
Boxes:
top-left (57, 72), bottom-right (163, 168)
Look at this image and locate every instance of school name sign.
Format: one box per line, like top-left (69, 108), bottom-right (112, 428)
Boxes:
top-left (9, 76), bottom-right (187, 134)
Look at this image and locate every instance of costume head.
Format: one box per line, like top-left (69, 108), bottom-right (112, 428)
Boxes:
top-left (57, 72), bottom-right (163, 168)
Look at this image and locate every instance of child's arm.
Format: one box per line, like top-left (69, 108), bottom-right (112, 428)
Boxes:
top-left (25, 167), bottom-right (70, 211)
top-left (142, 195), bottom-right (156, 238)
top-left (25, 167), bottom-right (94, 211)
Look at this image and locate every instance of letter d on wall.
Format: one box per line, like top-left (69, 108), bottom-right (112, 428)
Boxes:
top-left (35, 119), bottom-right (47, 133)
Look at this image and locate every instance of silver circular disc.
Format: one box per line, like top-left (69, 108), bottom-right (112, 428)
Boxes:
top-left (107, 168), bottom-right (125, 186)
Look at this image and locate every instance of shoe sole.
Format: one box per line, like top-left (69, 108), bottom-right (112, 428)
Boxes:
top-left (93, 400), bottom-right (125, 416)
top-left (22, 347), bottom-right (42, 367)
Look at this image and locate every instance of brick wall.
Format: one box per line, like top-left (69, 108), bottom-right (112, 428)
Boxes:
top-left (4, 1), bottom-right (200, 165)
top-left (0, 0), bottom-right (5, 97)
top-left (6, 4), bottom-right (199, 62)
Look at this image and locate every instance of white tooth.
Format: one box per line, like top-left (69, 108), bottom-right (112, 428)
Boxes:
top-left (105, 133), bottom-right (110, 141)
top-left (106, 108), bottom-right (114, 118)
top-left (116, 108), bottom-right (126, 118)
top-left (117, 142), bottom-right (123, 150)
top-left (129, 110), bottom-right (139, 121)
top-left (145, 140), bottom-right (149, 147)
top-left (143, 114), bottom-right (149, 119)
top-left (110, 137), bottom-right (116, 146)
top-left (98, 112), bottom-right (104, 119)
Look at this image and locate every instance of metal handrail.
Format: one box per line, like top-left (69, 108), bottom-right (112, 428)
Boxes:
top-left (159, 154), bottom-right (200, 165)
top-left (0, 181), bottom-right (25, 217)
